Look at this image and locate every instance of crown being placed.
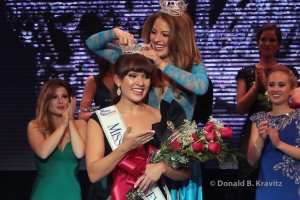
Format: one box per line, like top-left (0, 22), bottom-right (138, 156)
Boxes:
top-left (160, 0), bottom-right (188, 16)
top-left (119, 42), bottom-right (151, 55)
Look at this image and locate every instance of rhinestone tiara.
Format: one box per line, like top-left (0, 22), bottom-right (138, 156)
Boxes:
top-left (160, 0), bottom-right (188, 16)
top-left (119, 41), bottom-right (152, 55)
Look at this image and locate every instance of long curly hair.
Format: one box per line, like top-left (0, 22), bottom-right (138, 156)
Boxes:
top-left (142, 12), bottom-right (202, 72)
top-left (142, 12), bottom-right (202, 94)
top-left (34, 78), bottom-right (72, 137)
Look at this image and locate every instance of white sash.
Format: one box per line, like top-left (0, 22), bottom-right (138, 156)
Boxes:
top-left (95, 105), bottom-right (169, 200)
top-left (95, 106), bottom-right (125, 150)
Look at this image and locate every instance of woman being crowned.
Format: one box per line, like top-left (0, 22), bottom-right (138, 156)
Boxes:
top-left (85, 54), bottom-right (190, 200)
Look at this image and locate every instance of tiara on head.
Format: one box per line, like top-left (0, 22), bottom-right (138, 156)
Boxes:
top-left (119, 41), bottom-right (152, 55)
top-left (160, 0), bottom-right (188, 16)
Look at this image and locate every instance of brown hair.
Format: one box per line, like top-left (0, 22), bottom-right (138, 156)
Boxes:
top-left (35, 78), bottom-right (72, 137)
top-left (142, 12), bottom-right (202, 94)
top-left (266, 65), bottom-right (298, 89)
top-left (142, 12), bottom-right (202, 72)
top-left (256, 23), bottom-right (282, 44)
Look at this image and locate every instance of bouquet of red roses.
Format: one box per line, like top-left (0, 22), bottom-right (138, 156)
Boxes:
top-left (126, 117), bottom-right (235, 199)
top-left (150, 117), bottom-right (234, 168)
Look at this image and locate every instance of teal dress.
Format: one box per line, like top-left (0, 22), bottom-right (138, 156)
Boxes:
top-left (86, 29), bottom-right (209, 200)
top-left (30, 142), bottom-right (81, 200)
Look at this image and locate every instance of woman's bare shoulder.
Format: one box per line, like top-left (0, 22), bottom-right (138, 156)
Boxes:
top-left (145, 105), bottom-right (161, 120)
top-left (28, 119), bottom-right (39, 128)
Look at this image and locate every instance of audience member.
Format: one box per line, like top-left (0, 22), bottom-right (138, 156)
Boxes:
top-left (79, 57), bottom-right (114, 121)
top-left (27, 78), bottom-right (87, 200)
top-left (235, 23), bottom-right (299, 200)
top-left (247, 66), bottom-right (300, 199)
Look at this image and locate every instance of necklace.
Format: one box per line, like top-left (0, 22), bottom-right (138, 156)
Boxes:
top-left (268, 109), bottom-right (294, 117)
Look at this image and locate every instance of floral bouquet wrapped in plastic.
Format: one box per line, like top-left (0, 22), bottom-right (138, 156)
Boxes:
top-left (150, 117), bottom-right (234, 168)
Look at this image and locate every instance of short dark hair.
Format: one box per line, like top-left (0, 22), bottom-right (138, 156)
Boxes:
top-left (114, 54), bottom-right (155, 79)
top-left (113, 54), bottom-right (156, 104)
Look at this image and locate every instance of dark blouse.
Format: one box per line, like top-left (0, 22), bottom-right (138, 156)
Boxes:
top-left (236, 65), bottom-right (271, 116)
top-left (236, 65), bottom-right (299, 116)
top-left (93, 74), bottom-right (112, 108)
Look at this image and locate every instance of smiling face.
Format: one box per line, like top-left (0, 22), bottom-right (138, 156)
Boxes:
top-left (48, 86), bottom-right (69, 116)
top-left (258, 30), bottom-right (280, 58)
top-left (267, 71), bottom-right (292, 106)
top-left (150, 17), bottom-right (171, 59)
top-left (115, 71), bottom-right (151, 103)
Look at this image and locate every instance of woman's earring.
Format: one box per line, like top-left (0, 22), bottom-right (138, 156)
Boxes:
top-left (117, 86), bottom-right (121, 96)
top-left (265, 94), bottom-right (270, 102)
top-left (289, 95), bottom-right (293, 104)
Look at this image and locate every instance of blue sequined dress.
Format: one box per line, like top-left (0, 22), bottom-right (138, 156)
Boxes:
top-left (250, 109), bottom-right (300, 200)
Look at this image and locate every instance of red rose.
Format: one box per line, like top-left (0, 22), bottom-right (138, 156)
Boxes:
top-left (204, 122), bottom-right (215, 132)
top-left (205, 131), bottom-right (216, 141)
top-left (208, 142), bottom-right (220, 154)
top-left (191, 133), bottom-right (198, 142)
top-left (192, 141), bottom-right (204, 152)
top-left (219, 127), bottom-right (232, 138)
top-left (171, 140), bottom-right (182, 150)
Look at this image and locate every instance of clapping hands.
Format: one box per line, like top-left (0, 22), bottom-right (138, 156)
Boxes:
top-left (62, 97), bottom-right (76, 127)
top-left (258, 120), bottom-right (268, 141)
top-left (68, 97), bottom-right (76, 120)
top-left (255, 66), bottom-right (267, 89)
top-left (258, 120), bottom-right (281, 148)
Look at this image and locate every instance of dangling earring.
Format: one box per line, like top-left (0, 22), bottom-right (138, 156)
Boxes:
top-left (265, 93), bottom-right (270, 102)
top-left (117, 86), bottom-right (121, 96)
top-left (289, 95), bottom-right (293, 104)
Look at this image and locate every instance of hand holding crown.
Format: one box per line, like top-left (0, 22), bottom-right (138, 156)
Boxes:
top-left (138, 44), bottom-right (167, 71)
top-left (112, 28), bottom-right (167, 71)
top-left (112, 28), bottom-right (134, 46)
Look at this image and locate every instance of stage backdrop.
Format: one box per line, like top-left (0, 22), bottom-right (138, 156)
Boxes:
top-left (0, 0), bottom-right (299, 170)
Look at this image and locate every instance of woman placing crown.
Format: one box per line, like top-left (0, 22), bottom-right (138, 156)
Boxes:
top-left (85, 1), bottom-right (208, 199)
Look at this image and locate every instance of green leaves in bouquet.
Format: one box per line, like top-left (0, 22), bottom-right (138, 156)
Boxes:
top-left (151, 142), bottom-right (189, 168)
top-left (150, 118), bottom-right (237, 168)
top-left (126, 188), bottom-right (144, 200)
